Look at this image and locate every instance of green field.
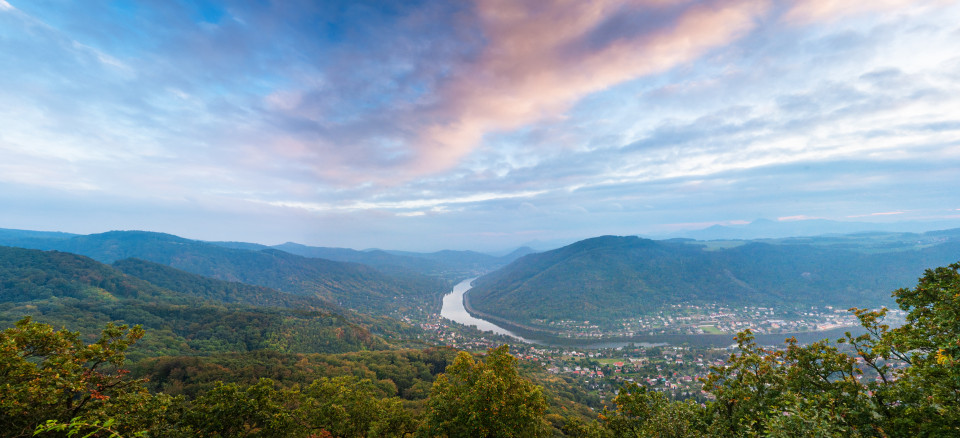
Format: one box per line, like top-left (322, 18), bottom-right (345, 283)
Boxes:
top-left (698, 325), bottom-right (724, 334)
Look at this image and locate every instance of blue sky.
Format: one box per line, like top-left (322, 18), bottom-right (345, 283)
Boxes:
top-left (1, 0), bottom-right (959, 251)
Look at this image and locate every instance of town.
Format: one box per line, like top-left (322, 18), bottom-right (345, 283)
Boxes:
top-left (414, 304), bottom-right (907, 408)
top-left (537, 303), bottom-right (900, 338)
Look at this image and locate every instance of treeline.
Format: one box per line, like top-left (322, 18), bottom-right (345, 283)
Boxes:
top-left (3, 262), bottom-right (959, 437)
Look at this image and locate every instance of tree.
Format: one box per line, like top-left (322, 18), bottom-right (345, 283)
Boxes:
top-left (696, 262), bottom-right (960, 437)
top-left (297, 376), bottom-right (417, 438)
top-left (420, 345), bottom-right (549, 437)
top-left (180, 378), bottom-right (299, 437)
top-left (0, 317), bottom-right (160, 437)
top-left (843, 262), bottom-right (960, 435)
top-left (599, 382), bottom-right (703, 438)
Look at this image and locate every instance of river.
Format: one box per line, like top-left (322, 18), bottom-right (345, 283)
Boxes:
top-left (440, 278), bottom-right (534, 343)
top-left (439, 278), bottom-right (865, 349)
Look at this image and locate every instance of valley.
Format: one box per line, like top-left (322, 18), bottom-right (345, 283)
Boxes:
top-left (1, 226), bottom-right (957, 436)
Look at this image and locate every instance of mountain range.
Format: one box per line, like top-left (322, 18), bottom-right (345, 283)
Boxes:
top-left (662, 218), bottom-right (960, 241)
top-left (0, 229), bottom-right (451, 318)
top-left (5, 225), bottom-right (960, 340)
top-left (468, 231), bottom-right (960, 329)
top-left (0, 245), bottom-right (394, 360)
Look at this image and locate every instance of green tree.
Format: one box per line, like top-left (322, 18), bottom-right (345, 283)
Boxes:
top-left (297, 376), bottom-right (417, 437)
top-left (0, 317), bottom-right (161, 437)
top-left (420, 345), bottom-right (549, 437)
top-left (697, 262), bottom-right (960, 437)
top-left (180, 378), bottom-right (299, 437)
top-left (843, 262), bottom-right (960, 436)
top-left (700, 330), bottom-right (788, 437)
top-left (599, 382), bottom-right (704, 438)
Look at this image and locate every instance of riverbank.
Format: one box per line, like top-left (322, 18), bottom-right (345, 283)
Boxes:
top-left (454, 280), bottom-right (865, 348)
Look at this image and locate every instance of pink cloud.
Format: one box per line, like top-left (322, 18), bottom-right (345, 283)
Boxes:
top-left (783, 0), bottom-right (933, 25)
top-left (409, 0), bottom-right (772, 173)
top-left (268, 0), bottom-right (935, 184)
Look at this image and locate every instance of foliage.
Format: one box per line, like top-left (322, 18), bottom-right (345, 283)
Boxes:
top-left (177, 378), bottom-right (300, 437)
top-left (0, 318), bottom-right (161, 438)
top-left (420, 345), bottom-right (550, 437)
top-left (169, 375), bottom-right (421, 437)
top-left (298, 376), bottom-right (418, 437)
top-left (842, 262), bottom-right (960, 435)
top-left (598, 383), bottom-right (704, 438)
top-left (134, 347), bottom-right (458, 400)
top-left (34, 418), bottom-right (142, 438)
top-left (591, 262), bottom-right (960, 437)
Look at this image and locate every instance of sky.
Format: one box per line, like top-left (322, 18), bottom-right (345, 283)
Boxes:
top-left (1, 0), bottom-right (959, 252)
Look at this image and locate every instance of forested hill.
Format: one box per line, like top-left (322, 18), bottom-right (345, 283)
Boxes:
top-left (0, 246), bottom-right (390, 359)
top-left (112, 257), bottom-right (335, 310)
top-left (111, 257), bottom-right (419, 341)
top-left (468, 234), bottom-right (960, 327)
top-left (0, 230), bottom-right (448, 317)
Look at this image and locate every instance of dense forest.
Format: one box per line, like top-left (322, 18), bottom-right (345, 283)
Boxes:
top-left (0, 262), bottom-right (958, 436)
top-left (469, 234), bottom-right (960, 327)
top-left (0, 230), bottom-right (450, 318)
top-left (0, 246), bottom-right (415, 359)
top-left (1, 238), bottom-right (958, 436)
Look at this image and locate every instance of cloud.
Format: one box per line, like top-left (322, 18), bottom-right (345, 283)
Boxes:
top-left (0, 1), bottom-right (13, 11)
top-left (778, 215), bottom-right (824, 221)
top-left (408, 0), bottom-right (770, 174)
top-left (233, 0), bottom-right (949, 188)
top-left (257, 189), bottom-right (547, 213)
top-left (846, 211), bottom-right (905, 218)
top-left (783, 0), bottom-right (932, 24)
top-left (2, 0), bottom-right (958, 250)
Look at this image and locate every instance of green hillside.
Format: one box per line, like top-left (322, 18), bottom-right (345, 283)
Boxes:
top-left (0, 246), bottom-right (389, 359)
top-left (112, 257), bottom-right (339, 311)
top-left (0, 230), bottom-right (449, 317)
top-left (111, 257), bottom-right (421, 342)
top-left (469, 235), bottom-right (960, 328)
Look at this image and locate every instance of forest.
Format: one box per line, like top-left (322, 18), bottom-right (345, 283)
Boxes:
top-left (468, 234), bottom-right (960, 329)
top-left (2, 250), bottom-right (958, 436)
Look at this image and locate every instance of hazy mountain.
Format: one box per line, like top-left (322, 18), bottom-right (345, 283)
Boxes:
top-left (0, 227), bottom-right (79, 249)
top-left (383, 248), bottom-right (535, 276)
top-left (0, 230), bottom-right (448, 317)
top-left (667, 218), bottom-right (960, 241)
top-left (273, 242), bottom-right (537, 280)
top-left (468, 234), bottom-right (960, 328)
top-left (0, 227), bottom-right (536, 282)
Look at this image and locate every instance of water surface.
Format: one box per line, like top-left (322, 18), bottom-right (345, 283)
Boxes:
top-left (440, 278), bottom-right (533, 343)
